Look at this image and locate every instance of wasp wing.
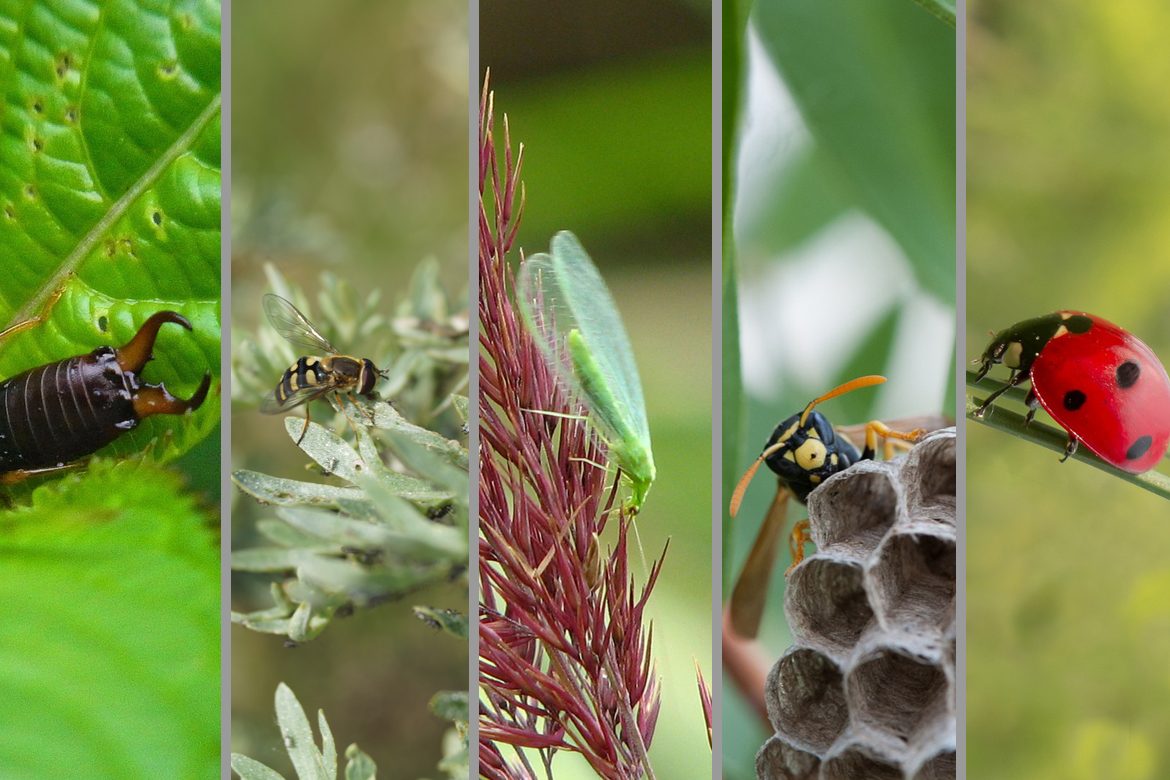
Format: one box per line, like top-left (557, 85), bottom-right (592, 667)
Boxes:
top-left (259, 382), bottom-right (335, 414)
top-left (263, 294), bottom-right (340, 355)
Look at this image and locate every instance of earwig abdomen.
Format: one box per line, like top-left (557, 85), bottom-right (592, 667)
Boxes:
top-left (0, 312), bottom-right (211, 475)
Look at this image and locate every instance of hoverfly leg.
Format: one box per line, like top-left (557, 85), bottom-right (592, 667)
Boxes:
top-left (1060, 435), bottom-right (1079, 463)
top-left (295, 406), bottom-right (312, 446)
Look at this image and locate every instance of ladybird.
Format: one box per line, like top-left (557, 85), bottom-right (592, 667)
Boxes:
top-left (973, 311), bottom-right (1170, 473)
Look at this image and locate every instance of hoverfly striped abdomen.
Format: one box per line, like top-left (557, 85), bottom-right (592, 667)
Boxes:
top-left (0, 311), bottom-right (211, 478)
top-left (259, 295), bottom-right (386, 444)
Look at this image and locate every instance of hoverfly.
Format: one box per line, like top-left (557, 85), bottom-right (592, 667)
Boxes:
top-left (260, 293), bottom-right (386, 443)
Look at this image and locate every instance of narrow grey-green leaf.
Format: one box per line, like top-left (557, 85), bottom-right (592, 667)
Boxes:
top-left (231, 754), bottom-right (287, 780)
top-left (275, 683), bottom-right (329, 780)
top-left (343, 745), bottom-right (377, 780)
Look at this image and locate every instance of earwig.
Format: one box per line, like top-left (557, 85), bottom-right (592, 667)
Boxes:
top-left (0, 311), bottom-right (211, 483)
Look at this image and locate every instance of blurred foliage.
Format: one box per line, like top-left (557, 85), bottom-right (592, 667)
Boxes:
top-left (723, 1), bottom-right (955, 776)
top-left (481, 1), bottom-right (713, 776)
top-left (230, 2), bottom-right (468, 778)
top-left (0, 459), bottom-right (218, 777)
top-left (968, 2), bottom-right (1170, 777)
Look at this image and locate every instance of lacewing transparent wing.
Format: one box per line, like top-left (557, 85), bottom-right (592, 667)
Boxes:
top-left (516, 230), bottom-right (656, 511)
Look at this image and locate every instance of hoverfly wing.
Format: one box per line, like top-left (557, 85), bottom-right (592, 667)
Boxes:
top-left (263, 294), bottom-right (340, 355)
top-left (259, 382), bottom-right (334, 415)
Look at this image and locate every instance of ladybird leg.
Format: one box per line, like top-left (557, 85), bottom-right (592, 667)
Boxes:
top-left (974, 369), bottom-right (1028, 418)
top-left (1060, 435), bottom-right (1079, 463)
top-left (1023, 388), bottom-right (1040, 426)
top-left (787, 519), bottom-right (812, 573)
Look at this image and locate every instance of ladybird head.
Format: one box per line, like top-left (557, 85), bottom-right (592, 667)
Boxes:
top-left (975, 312), bottom-right (1091, 381)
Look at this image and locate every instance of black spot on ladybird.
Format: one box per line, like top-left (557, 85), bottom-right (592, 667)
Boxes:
top-left (1066, 315), bottom-right (1093, 334)
top-left (1116, 360), bottom-right (1140, 389)
top-left (1063, 389), bottom-right (1086, 411)
top-left (1126, 436), bottom-right (1153, 461)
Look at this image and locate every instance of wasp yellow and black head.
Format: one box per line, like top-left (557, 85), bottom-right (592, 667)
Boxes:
top-left (729, 375), bottom-right (887, 517)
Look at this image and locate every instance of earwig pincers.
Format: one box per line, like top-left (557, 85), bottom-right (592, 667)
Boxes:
top-left (0, 311), bottom-right (211, 483)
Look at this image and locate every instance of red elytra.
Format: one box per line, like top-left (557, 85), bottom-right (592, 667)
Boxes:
top-left (976, 311), bottom-right (1170, 473)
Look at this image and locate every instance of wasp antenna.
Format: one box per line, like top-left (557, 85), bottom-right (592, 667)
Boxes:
top-left (730, 455), bottom-right (765, 518)
top-left (798, 375), bottom-right (886, 427)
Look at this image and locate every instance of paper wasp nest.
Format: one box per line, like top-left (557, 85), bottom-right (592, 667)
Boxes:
top-left (756, 428), bottom-right (956, 780)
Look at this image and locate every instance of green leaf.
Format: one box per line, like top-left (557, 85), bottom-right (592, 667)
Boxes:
top-left (231, 754), bottom-right (287, 780)
top-left (414, 606), bottom-right (468, 639)
top-left (342, 745), bottom-right (377, 780)
top-left (0, 0), bottom-right (222, 469)
top-left (275, 683), bottom-right (333, 780)
top-left (754, 0), bottom-right (955, 302)
top-left (0, 459), bottom-right (219, 777)
top-left (429, 690), bottom-right (469, 724)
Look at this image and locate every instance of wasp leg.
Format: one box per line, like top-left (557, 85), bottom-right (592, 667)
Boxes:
top-left (863, 420), bottom-right (926, 460)
top-left (116, 311), bottom-right (192, 373)
top-left (729, 486), bottom-right (791, 639)
top-left (132, 373), bottom-right (212, 419)
top-left (1060, 435), bottom-right (1079, 463)
top-left (787, 519), bottom-right (812, 573)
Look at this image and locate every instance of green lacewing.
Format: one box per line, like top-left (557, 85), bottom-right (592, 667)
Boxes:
top-left (516, 230), bottom-right (656, 512)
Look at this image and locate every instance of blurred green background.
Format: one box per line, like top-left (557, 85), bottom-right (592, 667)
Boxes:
top-left (968, 2), bottom-right (1170, 777)
top-left (722, 1), bottom-right (955, 776)
top-left (230, 2), bottom-right (468, 778)
top-left (481, 0), bottom-right (713, 776)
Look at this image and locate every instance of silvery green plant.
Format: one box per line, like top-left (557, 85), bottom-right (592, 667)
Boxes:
top-left (231, 263), bottom-right (468, 641)
top-left (230, 264), bottom-right (470, 776)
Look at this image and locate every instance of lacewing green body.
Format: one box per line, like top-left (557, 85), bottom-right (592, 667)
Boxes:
top-left (516, 230), bottom-right (656, 511)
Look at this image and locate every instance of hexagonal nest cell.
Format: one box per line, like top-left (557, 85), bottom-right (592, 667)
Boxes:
top-left (758, 428), bottom-right (956, 780)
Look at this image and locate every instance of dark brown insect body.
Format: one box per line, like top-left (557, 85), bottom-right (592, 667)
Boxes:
top-left (259, 294), bottom-right (384, 443)
top-left (0, 312), bottom-right (210, 480)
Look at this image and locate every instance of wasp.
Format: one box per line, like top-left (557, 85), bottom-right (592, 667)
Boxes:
top-left (260, 294), bottom-right (386, 443)
top-left (0, 311), bottom-right (211, 484)
top-left (727, 375), bottom-right (925, 637)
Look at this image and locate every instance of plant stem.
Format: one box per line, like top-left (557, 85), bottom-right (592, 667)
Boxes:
top-left (966, 371), bottom-right (1170, 500)
top-left (604, 649), bottom-right (658, 780)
